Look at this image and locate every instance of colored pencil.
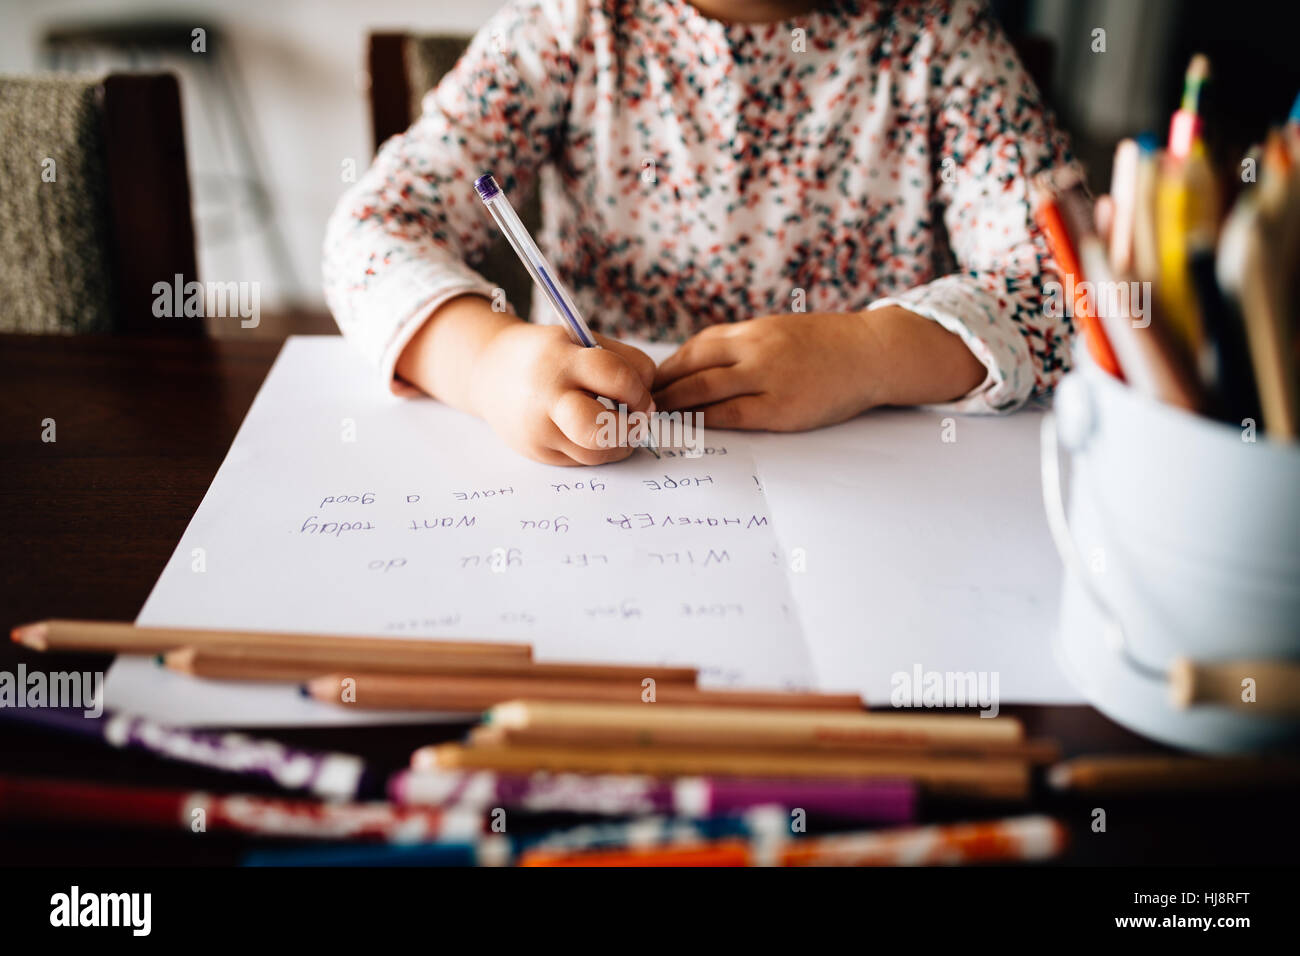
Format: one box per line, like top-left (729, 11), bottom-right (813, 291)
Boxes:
top-left (302, 673), bottom-right (863, 713)
top-left (1082, 225), bottom-right (1202, 409)
top-left (161, 645), bottom-right (697, 685)
top-left (470, 724), bottom-right (1060, 763)
top-left (1033, 177), bottom-right (1123, 378)
top-left (1155, 144), bottom-right (1216, 357)
top-left (519, 815), bottom-right (1068, 867)
top-left (1166, 54), bottom-right (1210, 161)
top-left (1217, 130), bottom-right (1300, 438)
top-left (1108, 138), bottom-right (1139, 274)
top-left (11, 619), bottom-right (531, 660)
top-left (1168, 657), bottom-right (1300, 714)
top-left (1131, 134), bottom-right (1162, 284)
top-left (0, 775), bottom-right (482, 842)
top-left (246, 810), bottom-right (854, 867)
top-left (247, 813), bottom-right (773, 867)
top-left (0, 706), bottom-right (381, 800)
top-left (1048, 755), bottom-right (1300, 793)
top-left (516, 808), bottom-right (787, 855)
top-left (482, 700), bottom-right (1030, 753)
top-left (415, 742), bottom-right (1029, 800)
top-left (389, 768), bottom-right (918, 823)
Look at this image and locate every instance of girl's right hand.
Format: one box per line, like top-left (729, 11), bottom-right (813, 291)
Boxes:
top-left (398, 294), bottom-right (656, 465)
top-left (471, 322), bottom-right (657, 465)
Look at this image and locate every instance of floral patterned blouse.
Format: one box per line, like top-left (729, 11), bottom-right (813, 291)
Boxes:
top-left (323, 0), bottom-right (1075, 412)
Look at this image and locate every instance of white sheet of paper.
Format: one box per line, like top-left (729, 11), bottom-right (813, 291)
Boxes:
top-left (111, 338), bottom-right (813, 725)
top-left (109, 336), bottom-right (1080, 726)
top-left (747, 409), bottom-right (1078, 708)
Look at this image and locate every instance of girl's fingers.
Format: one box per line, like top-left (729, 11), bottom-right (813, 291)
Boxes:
top-left (653, 332), bottom-right (738, 389)
top-left (653, 365), bottom-right (756, 411)
top-left (569, 348), bottom-right (653, 411)
top-left (533, 444), bottom-right (587, 467)
top-left (550, 389), bottom-right (638, 458)
top-left (594, 335), bottom-right (657, 390)
top-left (696, 394), bottom-right (773, 431)
top-left (552, 435), bottom-right (635, 467)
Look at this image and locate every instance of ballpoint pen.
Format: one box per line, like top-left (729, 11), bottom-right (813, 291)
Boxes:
top-left (474, 173), bottom-right (658, 456)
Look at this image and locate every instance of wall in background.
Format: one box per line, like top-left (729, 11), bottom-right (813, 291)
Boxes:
top-left (1, 0), bottom-right (495, 313)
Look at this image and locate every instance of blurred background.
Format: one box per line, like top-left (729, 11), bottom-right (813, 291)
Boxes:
top-left (2, 0), bottom-right (1298, 334)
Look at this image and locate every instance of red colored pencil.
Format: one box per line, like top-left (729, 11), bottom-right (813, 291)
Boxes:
top-left (0, 775), bottom-right (480, 842)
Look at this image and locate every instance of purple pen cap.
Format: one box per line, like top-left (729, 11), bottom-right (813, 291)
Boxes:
top-left (474, 173), bottom-right (501, 200)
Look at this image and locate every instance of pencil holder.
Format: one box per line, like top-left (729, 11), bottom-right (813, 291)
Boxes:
top-left (1042, 350), bottom-right (1300, 752)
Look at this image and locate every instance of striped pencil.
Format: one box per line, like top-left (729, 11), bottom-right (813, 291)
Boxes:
top-left (390, 768), bottom-right (918, 823)
top-left (519, 815), bottom-right (1068, 867)
top-left (0, 775), bottom-right (481, 842)
top-left (0, 707), bottom-right (381, 800)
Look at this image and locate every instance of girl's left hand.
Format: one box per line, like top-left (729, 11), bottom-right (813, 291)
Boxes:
top-left (653, 307), bottom-right (988, 431)
top-left (652, 312), bottom-right (883, 431)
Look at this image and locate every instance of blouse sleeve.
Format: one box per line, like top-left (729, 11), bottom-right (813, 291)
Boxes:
top-left (322, 0), bottom-right (582, 389)
top-left (870, 0), bottom-right (1077, 413)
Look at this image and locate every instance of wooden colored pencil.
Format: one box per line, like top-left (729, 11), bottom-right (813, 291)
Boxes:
top-left (303, 674), bottom-right (864, 713)
top-left (485, 700), bottom-right (1025, 750)
top-left (415, 742), bottom-right (1029, 800)
top-left (520, 815), bottom-right (1067, 867)
top-left (1108, 138), bottom-right (1139, 274)
top-left (1132, 138), bottom-right (1162, 285)
top-left (162, 646), bottom-right (697, 686)
top-left (1047, 755), bottom-right (1300, 793)
top-left (469, 725), bottom-right (1060, 764)
top-left (11, 619), bottom-right (531, 660)
top-left (1169, 657), bottom-right (1300, 714)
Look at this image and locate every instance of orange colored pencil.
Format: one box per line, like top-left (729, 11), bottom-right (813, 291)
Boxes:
top-left (1033, 181), bottom-right (1123, 378)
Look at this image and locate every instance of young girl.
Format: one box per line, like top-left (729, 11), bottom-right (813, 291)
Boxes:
top-left (324, 0), bottom-right (1073, 465)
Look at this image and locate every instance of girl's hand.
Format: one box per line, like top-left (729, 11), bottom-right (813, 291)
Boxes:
top-left (652, 308), bottom-right (987, 431)
top-left (397, 295), bottom-right (655, 466)
top-left (473, 323), bottom-right (657, 466)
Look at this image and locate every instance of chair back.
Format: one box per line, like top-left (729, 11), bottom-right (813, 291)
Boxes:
top-left (0, 73), bottom-right (199, 334)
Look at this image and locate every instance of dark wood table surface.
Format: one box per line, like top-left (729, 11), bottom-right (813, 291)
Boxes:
top-left (0, 332), bottom-right (1294, 867)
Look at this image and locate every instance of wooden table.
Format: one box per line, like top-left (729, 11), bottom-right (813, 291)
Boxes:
top-left (0, 333), bottom-right (1293, 866)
